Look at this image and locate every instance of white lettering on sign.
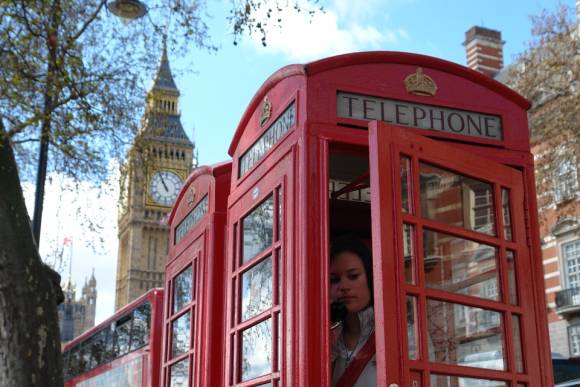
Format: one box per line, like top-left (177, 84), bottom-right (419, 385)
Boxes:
top-left (239, 101), bottom-right (296, 177)
top-left (175, 195), bottom-right (208, 244)
top-left (337, 92), bottom-right (502, 140)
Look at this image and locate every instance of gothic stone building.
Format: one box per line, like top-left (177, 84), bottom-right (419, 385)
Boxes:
top-left (58, 272), bottom-right (97, 344)
top-left (115, 45), bottom-right (195, 310)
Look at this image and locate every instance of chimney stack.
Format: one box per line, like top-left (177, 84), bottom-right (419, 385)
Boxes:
top-left (464, 26), bottom-right (504, 77)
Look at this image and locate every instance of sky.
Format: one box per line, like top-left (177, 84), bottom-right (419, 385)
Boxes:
top-left (23, 0), bottom-right (576, 325)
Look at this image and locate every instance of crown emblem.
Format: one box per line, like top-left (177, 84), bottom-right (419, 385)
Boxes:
top-left (186, 187), bottom-right (196, 207)
top-left (404, 68), bottom-right (437, 96)
top-left (260, 96), bottom-right (272, 127)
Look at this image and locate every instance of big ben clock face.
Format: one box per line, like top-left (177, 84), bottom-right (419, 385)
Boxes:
top-left (149, 170), bottom-right (183, 206)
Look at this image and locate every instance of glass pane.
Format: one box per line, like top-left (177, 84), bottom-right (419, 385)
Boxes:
top-left (172, 312), bottom-right (191, 358)
top-left (77, 344), bottom-right (88, 374)
top-left (427, 299), bottom-right (505, 370)
top-left (62, 352), bottom-right (69, 378)
top-left (233, 223), bottom-right (238, 270)
top-left (82, 338), bottom-right (92, 371)
top-left (241, 256), bottom-right (273, 321)
top-left (243, 196), bottom-right (274, 263)
top-left (501, 188), bottom-right (512, 240)
top-left (170, 357), bottom-right (189, 387)
top-left (276, 248), bottom-right (282, 305)
top-left (90, 329), bottom-right (107, 368)
top-left (401, 156), bottom-right (411, 213)
top-left (130, 302), bottom-right (151, 351)
top-left (420, 163), bottom-right (496, 236)
top-left (113, 315), bottom-right (132, 357)
top-left (507, 250), bottom-right (518, 305)
top-left (174, 266), bottom-right (193, 314)
top-left (423, 229), bottom-right (499, 300)
top-left (277, 314), bottom-right (281, 372)
top-left (104, 326), bottom-right (114, 362)
top-left (276, 187), bottom-right (282, 242)
top-left (69, 347), bottom-right (80, 376)
top-left (241, 318), bottom-right (272, 381)
top-left (407, 296), bottom-right (418, 360)
top-left (512, 314), bottom-right (524, 373)
top-left (404, 223), bottom-right (415, 284)
top-left (431, 374), bottom-right (507, 387)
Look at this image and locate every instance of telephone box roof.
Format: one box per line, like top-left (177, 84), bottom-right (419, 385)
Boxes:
top-left (228, 51), bottom-right (530, 156)
top-left (167, 161), bottom-right (232, 225)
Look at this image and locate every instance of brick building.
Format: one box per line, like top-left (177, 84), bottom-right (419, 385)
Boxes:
top-left (465, 9), bottom-right (579, 358)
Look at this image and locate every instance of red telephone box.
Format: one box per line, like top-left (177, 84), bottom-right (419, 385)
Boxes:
top-left (163, 162), bottom-right (231, 387)
top-left (166, 52), bottom-right (553, 387)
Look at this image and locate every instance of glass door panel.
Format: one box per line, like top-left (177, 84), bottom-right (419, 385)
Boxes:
top-left (225, 165), bottom-right (289, 387)
top-left (369, 122), bottom-right (540, 386)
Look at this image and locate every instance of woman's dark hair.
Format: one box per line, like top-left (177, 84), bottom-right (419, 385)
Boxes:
top-left (330, 235), bottom-right (373, 304)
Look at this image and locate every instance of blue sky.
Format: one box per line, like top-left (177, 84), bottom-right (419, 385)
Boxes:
top-left (182, 0), bottom-right (570, 166)
top-left (25, 0), bottom-right (575, 325)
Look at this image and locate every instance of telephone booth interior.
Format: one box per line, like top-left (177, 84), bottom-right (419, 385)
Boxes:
top-left (223, 52), bottom-right (553, 387)
top-left (163, 162), bottom-right (231, 387)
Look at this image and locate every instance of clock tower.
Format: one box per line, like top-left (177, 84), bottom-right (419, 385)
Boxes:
top-left (115, 43), bottom-right (195, 310)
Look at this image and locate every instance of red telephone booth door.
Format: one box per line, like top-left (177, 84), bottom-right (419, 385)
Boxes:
top-left (369, 122), bottom-right (548, 386)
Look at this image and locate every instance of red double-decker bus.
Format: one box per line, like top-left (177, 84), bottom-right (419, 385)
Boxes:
top-left (62, 288), bottom-right (164, 387)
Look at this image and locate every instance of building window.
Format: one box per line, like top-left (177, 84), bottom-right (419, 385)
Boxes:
top-left (473, 184), bottom-right (494, 232)
top-left (569, 325), bottom-right (580, 357)
top-left (554, 159), bottom-right (578, 203)
top-left (564, 240), bottom-right (580, 289)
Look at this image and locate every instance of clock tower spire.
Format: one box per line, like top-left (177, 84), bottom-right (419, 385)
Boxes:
top-left (115, 41), bottom-right (195, 310)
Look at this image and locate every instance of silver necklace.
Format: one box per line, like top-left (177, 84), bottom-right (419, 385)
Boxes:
top-left (344, 336), bottom-right (362, 364)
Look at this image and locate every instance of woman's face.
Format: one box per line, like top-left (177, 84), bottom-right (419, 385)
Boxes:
top-left (330, 251), bottom-right (371, 314)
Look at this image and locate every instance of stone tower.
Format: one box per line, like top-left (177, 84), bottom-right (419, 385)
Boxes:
top-left (115, 43), bottom-right (195, 310)
top-left (57, 272), bottom-right (98, 343)
top-left (80, 270), bottom-right (97, 330)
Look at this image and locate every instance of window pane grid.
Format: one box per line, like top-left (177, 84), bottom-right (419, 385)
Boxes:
top-left (564, 241), bottom-right (580, 289)
top-left (419, 162), bottom-right (496, 236)
top-left (553, 159), bottom-right (578, 203)
top-left (230, 186), bottom-right (284, 386)
top-left (569, 325), bottom-right (580, 356)
top-left (172, 264), bottom-right (195, 315)
top-left (399, 153), bottom-right (529, 385)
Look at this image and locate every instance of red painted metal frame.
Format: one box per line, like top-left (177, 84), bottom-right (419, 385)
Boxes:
top-left (163, 162), bottom-right (231, 387)
top-left (174, 51), bottom-right (551, 386)
top-left (224, 149), bottom-right (295, 387)
top-left (229, 51), bottom-right (531, 159)
top-left (63, 288), bottom-right (164, 387)
top-left (369, 121), bottom-right (550, 385)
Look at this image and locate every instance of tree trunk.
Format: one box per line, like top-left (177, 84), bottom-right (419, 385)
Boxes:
top-left (0, 120), bottom-right (64, 386)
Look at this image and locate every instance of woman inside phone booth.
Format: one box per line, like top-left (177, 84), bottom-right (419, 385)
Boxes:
top-left (330, 235), bottom-right (376, 387)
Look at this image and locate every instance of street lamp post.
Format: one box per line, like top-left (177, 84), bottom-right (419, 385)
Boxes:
top-left (30, 0), bottom-right (147, 247)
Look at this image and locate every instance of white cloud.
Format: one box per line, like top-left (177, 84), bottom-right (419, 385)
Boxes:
top-left (243, 0), bottom-right (409, 62)
top-left (23, 166), bottom-right (119, 325)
